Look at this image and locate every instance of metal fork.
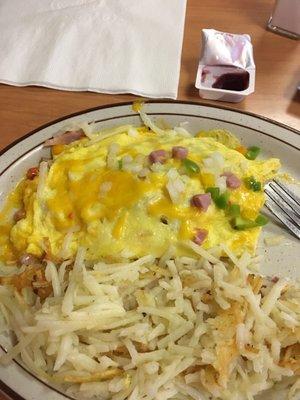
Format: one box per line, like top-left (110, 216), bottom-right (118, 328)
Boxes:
top-left (264, 179), bottom-right (300, 239)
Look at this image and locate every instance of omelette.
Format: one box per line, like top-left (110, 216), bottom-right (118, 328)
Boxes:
top-left (0, 109), bottom-right (280, 263)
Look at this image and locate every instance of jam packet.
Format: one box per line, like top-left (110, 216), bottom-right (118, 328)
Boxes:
top-left (195, 29), bottom-right (256, 102)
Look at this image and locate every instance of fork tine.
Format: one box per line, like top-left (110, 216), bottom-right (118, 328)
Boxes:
top-left (265, 185), bottom-right (300, 227)
top-left (265, 199), bottom-right (300, 239)
top-left (271, 180), bottom-right (300, 217)
top-left (275, 179), bottom-right (300, 205)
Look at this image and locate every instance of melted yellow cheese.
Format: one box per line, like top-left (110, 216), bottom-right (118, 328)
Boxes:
top-left (0, 126), bottom-right (281, 262)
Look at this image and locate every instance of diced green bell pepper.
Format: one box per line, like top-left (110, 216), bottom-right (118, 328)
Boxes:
top-left (244, 176), bottom-right (262, 192)
top-left (232, 213), bottom-right (268, 230)
top-left (205, 187), bottom-right (220, 202)
top-left (231, 216), bottom-right (257, 230)
top-left (215, 192), bottom-right (230, 209)
top-left (245, 146), bottom-right (261, 160)
top-left (183, 158), bottom-right (200, 174)
top-left (228, 203), bottom-right (241, 217)
top-left (255, 214), bottom-right (268, 226)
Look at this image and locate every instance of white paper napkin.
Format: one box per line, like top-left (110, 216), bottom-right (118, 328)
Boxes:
top-left (0, 0), bottom-right (187, 99)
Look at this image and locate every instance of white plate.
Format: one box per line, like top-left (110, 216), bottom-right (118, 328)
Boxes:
top-left (0, 101), bottom-right (299, 400)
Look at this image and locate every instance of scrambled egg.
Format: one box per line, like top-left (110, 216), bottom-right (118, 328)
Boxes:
top-left (0, 120), bottom-right (280, 263)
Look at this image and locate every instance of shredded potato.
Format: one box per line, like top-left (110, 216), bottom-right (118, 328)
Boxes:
top-left (0, 244), bottom-right (299, 400)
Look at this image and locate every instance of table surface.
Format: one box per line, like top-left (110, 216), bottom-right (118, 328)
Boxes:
top-left (0, 0), bottom-right (299, 154)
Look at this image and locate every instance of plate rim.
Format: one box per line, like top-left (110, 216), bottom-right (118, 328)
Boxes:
top-left (0, 379), bottom-right (25, 400)
top-left (0, 100), bottom-right (299, 159)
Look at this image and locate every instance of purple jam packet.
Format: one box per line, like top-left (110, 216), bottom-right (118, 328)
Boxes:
top-left (195, 29), bottom-right (256, 102)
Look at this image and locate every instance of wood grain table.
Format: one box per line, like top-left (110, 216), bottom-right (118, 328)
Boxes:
top-left (0, 0), bottom-right (299, 155)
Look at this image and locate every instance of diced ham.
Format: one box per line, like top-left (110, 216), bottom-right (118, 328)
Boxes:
top-left (14, 209), bottom-right (26, 222)
top-left (191, 193), bottom-right (211, 211)
top-left (221, 172), bottom-right (241, 189)
top-left (19, 253), bottom-right (41, 266)
top-left (148, 149), bottom-right (167, 164)
top-left (172, 146), bottom-right (188, 160)
top-left (193, 228), bottom-right (208, 245)
top-left (44, 129), bottom-right (85, 147)
top-left (26, 167), bottom-right (39, 180)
